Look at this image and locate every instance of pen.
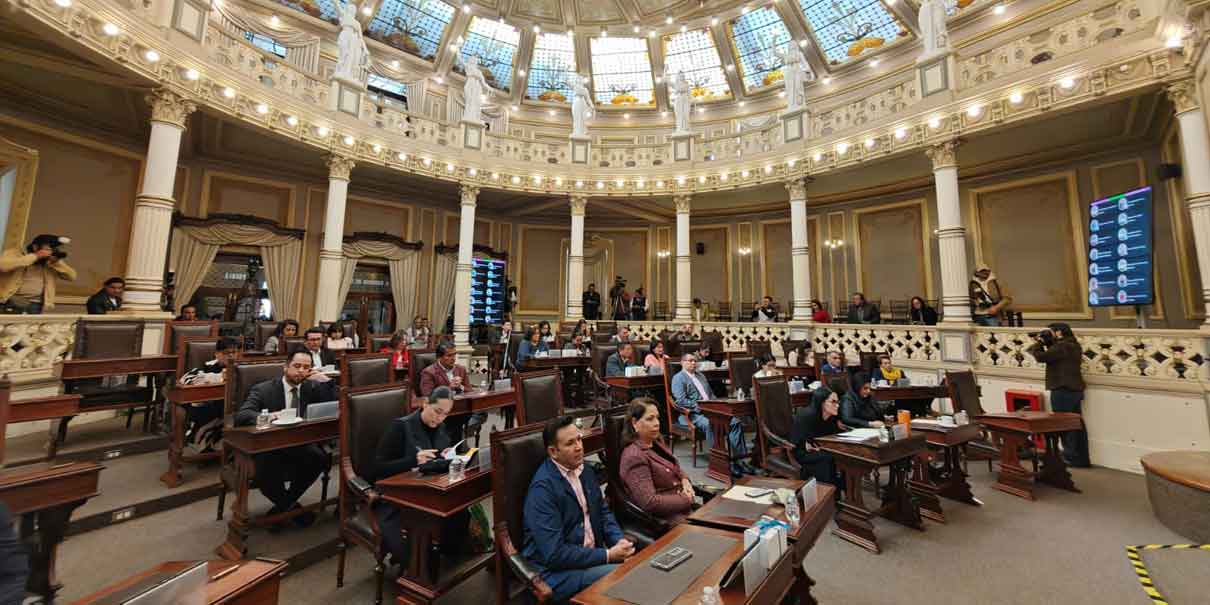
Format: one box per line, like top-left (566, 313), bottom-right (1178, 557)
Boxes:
top-left (210, 564), bottom-right (240, 582)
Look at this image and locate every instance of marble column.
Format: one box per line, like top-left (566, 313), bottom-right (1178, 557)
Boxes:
top-left (566, 195), bottom-right (587, 319)
top-left (787, 178), bottom-right (813, 321)
top-left (314, 155), bottom-right (355, 323)
top-left (674, 195), bottom-right (693, 321)
top-left (123, 89), bottom-right (195, 312)
top-left (453, 185), bottom-right (478, 348)
top-left (1168, 80), bottom-right (1210, 326)
top-left (926, 139), bottom-right (972, 323)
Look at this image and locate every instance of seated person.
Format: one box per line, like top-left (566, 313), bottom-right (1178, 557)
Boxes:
top-left (516, 326), bottom-right (549, 365)
top-left (670, 323), bottom-right (695, 344)
top-left (301, 327), bottom-right (337, 369)
top-left (753, 352), bottom-right (781, 379)
top-left (178, 336), bottom-right (239, 452)
top-left (264, 319), bottom-right (299, 355)
top-left (840, 373), bottom-right (887, 429)
top-left (671, 354), bottom-right (751, 476)
top-left (567, 332), bottom-right (590, 355)
top-left (379, 332), bottom-right (410, 380)
top-left (370, 386), bottom-right (469, 567)
top-left (538, 321), bottom-right (557, 346)
top-left (175, 304), bottom-right (199, 321)
top-left (234, 348), bottom-right (337, 527)
top-left (605, 342), bottom-right (638, 377)
top-left (404, 316), bottom-right (432, 347)
top-left (324, 323), bottom-right (354, 350)
top-left (610, 327), bottom-right (631, 344)
top-left (873, 354), bottom-right (904, 385)
top-left (643, 340), bottom-right (669, 373)
top-left (523, 416), bottom-right (634, 602)
top-left (619, 399), bottom-right (694, 525)
top-left (791, 387), bottom-right (846, 486)
top-left (818, 350), bottom-right (845, 375)
top-left (754, 296), bottom-right (778, 323)
top-left (420, 342), bottom-right (481, 440)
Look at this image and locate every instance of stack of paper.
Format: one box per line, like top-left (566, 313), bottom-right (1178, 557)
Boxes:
top-left (722, 486), bottom-right (775, 505)
top-left (834, 428), bottom-right (882, 441)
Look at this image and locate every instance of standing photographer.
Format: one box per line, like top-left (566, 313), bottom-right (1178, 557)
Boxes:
top-left (1027, 323), bottom-right (1090, 467)
top-left (0, 234), bottom-right (76, 314)
top-left (608, 276), bottom-right (629, 320)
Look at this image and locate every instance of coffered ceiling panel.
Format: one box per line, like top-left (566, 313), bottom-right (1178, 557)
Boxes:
top-left (574, 0), bottom-right (626, 24)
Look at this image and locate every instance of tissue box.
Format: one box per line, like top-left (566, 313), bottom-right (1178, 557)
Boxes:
top-left (625, 366), bottom-right (645, 377)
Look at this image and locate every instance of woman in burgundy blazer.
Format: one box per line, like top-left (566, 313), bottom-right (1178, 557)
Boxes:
top-left (619, 399), bottom-right (695, 525)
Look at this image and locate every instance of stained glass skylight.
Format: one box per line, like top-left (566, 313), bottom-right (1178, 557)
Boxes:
top-left (271, 0), bottom-right (339, 24)
top-left (367, 0), bottom-right (455, 62)
top-left (662, 29), bottom-right (731, 100)
top-left (729, 6), bottom-right (792, 92)
top-left (527, 32), bottom-right (577, 102)
top-left (457, 17), bottom-right (520, 92)
top-left (797, 0), bottom-right (906, 64)
top-left (589, 37), bottom-right (656, 106)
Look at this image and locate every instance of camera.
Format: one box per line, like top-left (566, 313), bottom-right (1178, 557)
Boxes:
top-left (1028, 329), bottom-right (1054, 346)
top-left (27, 234), bottom-right (70, 261)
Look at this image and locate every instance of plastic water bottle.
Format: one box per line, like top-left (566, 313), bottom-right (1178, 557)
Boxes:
top-left (256, 409), bottom-right (271, 429)
top-left (785, 494), bottom-right (801, 528)
top-left (955, 410), bottom-right (970, 425)
top-left (448, 457), bottom-right (466, 482)
top-left (698, 586), bottom-right (719, 605)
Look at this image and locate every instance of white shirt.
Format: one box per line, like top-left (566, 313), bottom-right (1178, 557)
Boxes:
top-left (308, 349), bottom-right (324, 369)
top-left (281, 377), bottom-right (302, 411)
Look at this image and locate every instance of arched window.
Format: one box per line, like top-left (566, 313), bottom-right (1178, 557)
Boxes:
top-left (527, 32), bottom-right (577, 102)
top-left (589, 37), bottom-right (655, 106)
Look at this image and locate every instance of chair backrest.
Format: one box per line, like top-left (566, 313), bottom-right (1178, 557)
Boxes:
top-left (746, 339), bottom-right (771, 358)
top-left (593, 344), bottom-right (619, 377)
top-left (633, 343), bottom-right (651, 364)
top-left (701, 330), bottom-right (724, 358)
top-left (163, 320), bottom-right (218, 355)
top-left (753, 375), bottom-right (794, 450)
top-left (178, 336), bottom-right (218, 376)
top-left (859, 351), bottom-right (886, 376)
top-left (282, 336), bottom-right (306, 355)
top-left (368, 333), bottom-right (393, 353)
top-left (728, 354), bottom-right (756, 392)
top-left (342, 383), bottom-right (409, 481)
top-left (945, 370), bottom-right (985, 416)
top-left (596, 321), bottom-right (617, 335)
top-left (780, 339), bottom-right (809, 366)
top-left (592, 333), bottom-right (613, 346)
top-left (73, 320), bottom-right (144, 360)
top-left (603, 406), bottom-right (629, 507)
top-left (674, 340), bottom-right (702, 358)
top-left (225, 358), bottom-right (285, 417)
top-left (341, 352), bottom-right (394, 388)
top-left (715, 302), bottom-right (732, 321)
top-left (740, 302), bottom-right (754, 318)
top-left (254, 321), bottom-right (278, 351)
top-left (408, 350), bottom-right (437, 395)
top-left (491, 424), bottom-right (548, 562)
top-left (507, 333), bottom-right (524, 371)
top-left (820, 370), bottom-right (850, 394)
top-left (661, 360), bottom-right (685, 432)
top-left (218, 322), bottom-right (244, 338)
top-left (512, 369), bottom-right (565, 426)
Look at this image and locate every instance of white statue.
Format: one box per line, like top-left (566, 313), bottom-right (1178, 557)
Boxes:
top-left (918, 0), bottom-right (950, 61)
top-left (776, 44), bottom-right (815, 112)
top-left (333, 1), bottom-right (370, 86)
top-left (461, 55), bottom-right (488, 124)
top-left (571, 77), bottom-right (591, 138)
top-left (670, 71), bottom-right (693, 135)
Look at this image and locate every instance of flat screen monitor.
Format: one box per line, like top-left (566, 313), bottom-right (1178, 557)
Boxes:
top-left (469, 257), bottom-right (507, 324)
top-left (1087, 186), bottom-right (1153, 307)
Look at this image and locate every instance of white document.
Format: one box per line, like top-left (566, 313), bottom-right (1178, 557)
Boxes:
top-left (442, 439), bottom-right (467, 460)
top-left (722, 485), bottom-right (775, 505)
top-left (741, 528), bottom-right (767, 596)
top-left (834, 428), bottom-right (882, 440)
top-left (800, 478), bottom-right (818, 509)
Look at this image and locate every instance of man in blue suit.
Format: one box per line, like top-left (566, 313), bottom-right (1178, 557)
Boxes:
top-left (523, 416), bottom-right (635, 602)
top-left (671, 353), bottom-right (750, 476)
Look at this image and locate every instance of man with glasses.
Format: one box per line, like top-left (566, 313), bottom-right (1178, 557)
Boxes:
top-left (420, 342), bottom-right (482, 441)
top-left (302, 326), bottom-right (336, 368)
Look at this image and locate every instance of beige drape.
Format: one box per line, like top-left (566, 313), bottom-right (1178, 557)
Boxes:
top-left (559, 237), bottom-right (612, 317)
top-left (339, 239), bottom-right (422, 329)
top-left (431, 252), bottom-right (458, 331)
top-left (171, 223), bottom-right (304, 318)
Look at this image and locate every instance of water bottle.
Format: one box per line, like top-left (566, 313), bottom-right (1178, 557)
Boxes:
top-left (448, 457), bottom-right (466, 482)
top-left (256, 409), bottom-right (271, 429)
top-left (698, 586), bottom-right (719, 605)
top-left (784, 493), bottom-right (801, 527)
top-left (878, 426), bottom-right (890, 443)
top-left (955, 410), bottom-right (969, 425)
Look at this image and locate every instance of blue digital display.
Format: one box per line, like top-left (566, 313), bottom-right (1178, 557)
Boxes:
top-left (1087, 186), bottom-right (1153, 307)
top-left (469, 257), bottom-right (507, 324)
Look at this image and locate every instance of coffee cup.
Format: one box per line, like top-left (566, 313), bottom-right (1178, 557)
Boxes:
top-left (939, 415), bottom-right (955, 426)
top-left (278, 407), bottom-right (298, 422)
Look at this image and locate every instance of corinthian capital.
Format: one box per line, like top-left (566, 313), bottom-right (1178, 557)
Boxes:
top-left (147, 89), bottom-right (197, 129)
top-left (326, 155), bottom-right (355, 180)
top-left (673, 194), bottom-right (692, 214)
top-left (1166, 78), bottom-right (1200, 115)
top-left (569, 195), bottom-right (588, 216)
top-left (925, 139), bottom-right (960, 170)
top-left (784, 177), bottom-right (810, 201)
top-left (460, 184), bottom-right (479, 206)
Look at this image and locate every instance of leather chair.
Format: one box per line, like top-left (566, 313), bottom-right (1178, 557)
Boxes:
top-left (506, 333), bottom-right (524, 375)
top-left (602, 408), bottom-right (663, 548)
top-left (701, 330), bottom-right (725, 363)
top-left (593, 344), bottom-right (619, 377)
top-left (728, 354), bottom-right (757, 393)
top-left (715, 301), bottom-right (733, 322)
top-left (739, 302), bottom-right (754, 322)
top-left (859, 351), bottom-right (887, 377)
top-left (217, 358), bottom-right (286, 520)
top-left (163, 320), bottom-right (218, 355)
top-left (674, 339), bottom-right (702, 358)
top-left (407, 350), bottom-right (437, 404)
top-left (746, 339), bottom-right (772, 358)
top-left (341, 352), bottom-right (395, 388)
top-left (490, 424), bottom-right (553, 605)
top-left (753, 376), bottom-right (801, 479)
top-left (780, 339), bottom-right (810, 367)
top-left (945, 370), bottom-right (999, 471)
top-left (595, 321), bottom-right (617, 335)
top-left (282, 336), bottom-right (306, 355)
top-left (661, 361), bottom-right (703, 466)
top-left (66, 320), bottom-right (154, 433)
top-left (368, 333), bottom-right (393, 353)
top-left (254, 321), bottom-right (279, 352)
top-left (633, 343), bottom-right (651, 365)
top-left (336, 384), bottom-right (408, 605)
top-left (177, 336), bottom-right (218, 377)
top-left (512, 369), bottom-right (566, 427)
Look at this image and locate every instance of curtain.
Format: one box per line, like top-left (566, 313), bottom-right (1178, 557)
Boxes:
top-left (560, 238), bottom-right (612, 316)
top-left (431, 252), bottom-right (458, 332)
top-left (341, 239), bottom-right (422, 331)
top-left (172, 223), bottom-right (304, 317)
top-left (213, 1), bottom-right (323, 73)
top-left (336, 257), bottom-right (359, 313)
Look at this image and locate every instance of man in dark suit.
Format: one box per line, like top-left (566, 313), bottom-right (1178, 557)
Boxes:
top-left (605, 343), bottom-right (637, 377)
top-left (420, 342), bottom-right (480, 441)
top-left (582, 284), bottom-right (601, 320)
top-left (845, 292), bottom-right (881, 324)
top-left (85, 277), bottom-right (124, 314)
top-left (523, 416), bottom-right (634, 602)
top-left (234, 349), bottom-right (337, 527)
top-left (301, 326), bottom-right (337, 368)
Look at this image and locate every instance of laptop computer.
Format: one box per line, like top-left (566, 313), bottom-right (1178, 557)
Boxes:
top-left (98, 561), bottom-right (207, 605)
top-left (305, 400), bottom-right (340, 420)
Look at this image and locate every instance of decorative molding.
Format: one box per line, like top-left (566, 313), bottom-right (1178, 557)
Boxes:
top-left (569, 195), bottom-right (588, 216)
top-left (674, 195), bottom-right (692, 214)
top-left (925, 139), bottom-right (960, 170)
top-left (342, 231), bottom-right (423, 250)
top-left (460, 184), bottom-right (479, 206)
top-left (147, 88), bottom-right (197, 129)
top-left (433, 242), bottom-right (506, 260)
top-left (172, 212), bottom-right (305, 239)
top-left (1165, 77), bottom-right (1200, 115)
top-left (784, 177), bottom-right (809, 201)
top-left (325, 154), bottom-right (355, 180)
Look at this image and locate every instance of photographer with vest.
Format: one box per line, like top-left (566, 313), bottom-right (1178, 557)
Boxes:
top-left (0, 234), bottom-right (77, 314)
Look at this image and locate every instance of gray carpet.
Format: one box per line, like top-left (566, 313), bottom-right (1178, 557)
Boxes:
top-left (1133, 546), bottom-right (1209, 605)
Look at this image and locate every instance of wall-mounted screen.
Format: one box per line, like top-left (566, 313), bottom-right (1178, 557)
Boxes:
top-left (469, 257), bottom-right (507, 324)
top-left (1087, 186), bottom-right (1153, 307)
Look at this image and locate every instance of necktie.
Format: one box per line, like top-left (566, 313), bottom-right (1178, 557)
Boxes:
top-left (289, 386), bottom-right (299, 412)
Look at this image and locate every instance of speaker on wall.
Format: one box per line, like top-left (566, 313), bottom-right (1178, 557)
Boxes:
top-left (1157, 163), bottom-right (1182, 181)
top-left (696, 242), bottom-right (705, 255)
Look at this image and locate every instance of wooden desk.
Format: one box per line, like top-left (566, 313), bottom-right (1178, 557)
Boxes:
top-left (907, 421), bottom-right (983, 522)
top-left (449, 388), bottom-right (515, 417)
top-left (780, 366), bottom-right (815, 380)
top-left (688, 477), bottom-right (836, 605)
top-left (570, 524), bottom-right (800, 605)
top-left (0, 461), bottom-right (103, 602)
top-left (216, 419), bottom-right (338, 560)
top-left (815, 433), bottom-right (927, 553)
top-left (523, 356), bottom-right (592, 408)
top-left (72, 558), bottom-right (287, 605)
top-left (374, 427), bottom-right (604, 605)
top-left (977, 411), bottom-right (1084, 500)
top-left (604, 374), bottom-right (663, 405)
top-left (8, 395), bottom-right (82, 460)
top-left (162, 383), bottom-right (226, 487)
top-left (698, 399), bottom-right (755, 486)
top-left (870, 384), bottom-right (948, 417)
top-left (59, 354), bottom-right (178, 380)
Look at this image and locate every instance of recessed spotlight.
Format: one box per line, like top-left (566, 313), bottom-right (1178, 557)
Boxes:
top-left (102, 22), bottom-right (120, 36)
top-left (680, 24), bottom-right (687, 33)
top-left (636, 179), bottom-right (645, 188)
top-left (555, 176), bottom-right (564, 185)
top-left (655, 180), bottom-right (664, 188)
top-left (435, 76), bottom-right (444, 84)
top-left (372, 143), bottom-right (382, 153)
top-left (836, 142), bottom-right (849, 154)
top-left (576, 180), bottom-right (584, 188)
top-left (698, 175), bottom-right (706, 184)
top-left (222, 86), bottom-right (235, 98)
top-left (967, 104), bottom-right (982, 117)
top-left (822, 76), bottom-right (832, 85)
top-left (1166, 35), bottom-right (1182, 48)
top-left (676, 176), bottom-right (686, 185)
top-left (894, 127), bottom-right (906, 139)
top-left (398, 152), bottom-right (408, 161)
top-left (343, 135), bottom-right (355, 146)
top-left (725, 64), bottom-right (734, 72)
top-left (596, 181), bottom-right (605, 189)
top-left (812, 152), bottom-right (822, 161)
top-left (1009, 91), bottom-right (1024, 104)
top-left (740, 169), bottom-right (750, 178)
top-left (360, 4), bottom-right (371, 15)
top-left (870, 59), bottom-right (880, 68)
top-left (788, 158), bottom-right (797, 167)
top-left (53, 0), bottom-right (71, 6)
top-left (927, 116), bottom-right (941, 128)
top-left (511, 175), bottom-right (521, 184)
top-left (777, 91), bottom-right (786, 98)
top-left (270, 15), bottom-right (281, 26)
top-left (184, 68), bottom-right (200, 80)
top-left (461, 3), bottom-right (470, 13)
top-left (648, 30), bottom-right (656, 38)
top-left (697, 106), bottom-right (705, 113)
top-left (466, 167), bottom-right (476, 176)
top-left (511, 105), bottom-right (519, 111)
top-left (286, 115), bottom-right (298, 126)
top-left (391, 60), bottom-right (400, 69)
top-left (533, 175), bottom-right (542, 184)
top-left (741, 6), bottom-right (751, 14)
top-left (567, 29), bottom-right (575, 37)
top-left (255, 103), bottom-right (269, 114)
top-left (720, 173), bottom-right (729, 181)
top-left (532, 25), bottom-right (540, 33)
top-left (665, 15), bottom-right (674, 24)
top-left (738, 101), bottom-right (745, 107)
top-left (144, 49), bottom-right (160, 62)
top-left (422, 157), bottom-right (432, 167)
top-left (661, 111), bottom-right (668, 118)
top-left (993, 4), bottom-right (1006, 15)
top-left (864, 138), bottom-right (875, 148)
top-left (655, 76), bottom-right (663, 84)
top-left (445, 163), bottom-right (455, 173)
top-left (548, 109), bottom-right (556, 116)
top-left (491, 172), bottom-right (500, 180)
top-left (518, 69), bottom-right (526, 76)
top-left (798, 39), bottom-right (808, 47)
top-left (617, 178), bottom-right (626, 187)
top-left (633, 25), bottom-right (640, 33)
top-left (601, 28), bottom-right (608, 37)
top-left (1059, 76), bottom-right (1075, 89)
top-left (317, 126), bottom-right (330, 136)
top-left (710, 17), bottom-right (718, 26)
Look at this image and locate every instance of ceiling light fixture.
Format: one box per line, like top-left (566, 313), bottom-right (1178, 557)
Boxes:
top-left (698, 175), bottom-right (706, 184)
top-left (102, 22), bottom-right (120, 36)
top-left (927, 116), bottom-right (941, 128)
top-left (738, 100), bottom-right (745, 107)
top-left (787, 158), bottom-right (797, 167)
top-left (676, 176), bottom-right (686, 185)
top-left (447, 163), bottom-right (456, 173)
top-left (270, 15), bottom-right (281, 26)
top-left (870, 59), bottom-right (880, 67)
top-left (468, 167), bottom-right (477, 176)
top-left (461, 3), bottom-right (470, 13)
top-left (372, 144), bottom-right (382, 153)
top-left (993, 3), bottom-right (1006, 15)
top-left (255, 102), bottom-right (269, 114)
top-left (720, 173), bottom-right (729, 181)
top-left (836, 142), bottom-right (849, 154)
top-left (1009, 91), bottom-right (1023, 104)
top-left (567, 29), bottom-right (574, 37)
top-left (822, 76), bottom-right (832, 85)
top-left (1059, 76), bottom-right (1075, 89)
top-left (533, 25), bottom-right (540, 33)
top-left (360, 4), bottom-right (371, 15)
top-left (741, 169), bottom-right (750, 178)
top-left (617, 178), bottom-right (626, 187)
top-left (53, 0), bottom-right (71, 6)
top-left (967, 104), bottom-right (982, 117)
top-left (601, 28), bottom-right (608, 37)
top-left (741, 6), bottom-right (751, 14)
top-left (648, 30), bottom-right (656, 38)
top-left (422, 157), bottom-right (432, 167)
top-left (596, 181), bottom-right (605, 189)
top-left (633, 25), bottom-right (640, 33)
top-left (798, 39), bottom-right (808, 48)
top-left (344, 135), bottom-right (355, 146)
top-left (435, 76), bottom-right (444, 84)
top-left (518, 69), bottom-right (526, 76)
top-left (511, 175), bottom-right (521, 184)
top-left (623, 112), bottom-right (630, 118)
top-left (680, 24), bottom-right (688, 33)
top-left (555, 176), bottom-right (564, 185)
top-left (655, 180), bottom-right (664, 188)
top-left (398, 152), bottom-right (408, 161)
top-left (661, 111), bottom-right (668, 117)
top-left (317, 126), bottom-right (330, 137)
top-left (576, 180), bottom-right (584, 188)
top-left (710, 17), bottom-right (718, 26)
top-left (491, 172), bottom-right (500, 180)
top-left (665, 15), bottom-right (674, 24)
top-left (184, 68), bottom-right (200, 80)
top-left (725, 64), bottom-right (734, 71)
top-left (812, 152), bottom-right (822, 161)
top-left (864, 138), bottom-right (875, 148)
top-left (222, 86), bottom-right (235, 98)
top-left (390, 60), bottom-right (400, 69)
top-left (286, 115), bottom-right (298, 126)
top-left (894, 126), bottom-right (906, 139)
top-left (532, 175), bottom-right (542, 184)
top-left (636, 179), bottom-right (645, 188)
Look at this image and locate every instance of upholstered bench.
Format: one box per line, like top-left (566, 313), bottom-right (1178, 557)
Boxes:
top-left (1140, 451), bottom-right (1210, 542)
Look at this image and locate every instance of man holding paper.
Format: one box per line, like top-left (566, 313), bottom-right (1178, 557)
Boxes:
top-left (370, 386), bottom-right (470, 569)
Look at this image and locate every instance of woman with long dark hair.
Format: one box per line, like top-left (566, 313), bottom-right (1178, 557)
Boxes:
top-left (263, 319), bottom-right (299, 355)
top-left (619, 398), bottom-right (695, 525)
top-left (1027, 323), bottom-right (1089, 467)
top-left (791, 387), bottom-right (846, 485)
top-left (810, 299), bottom-right (831, 323)
top-left (909, 296), bottom-right (938, 325)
